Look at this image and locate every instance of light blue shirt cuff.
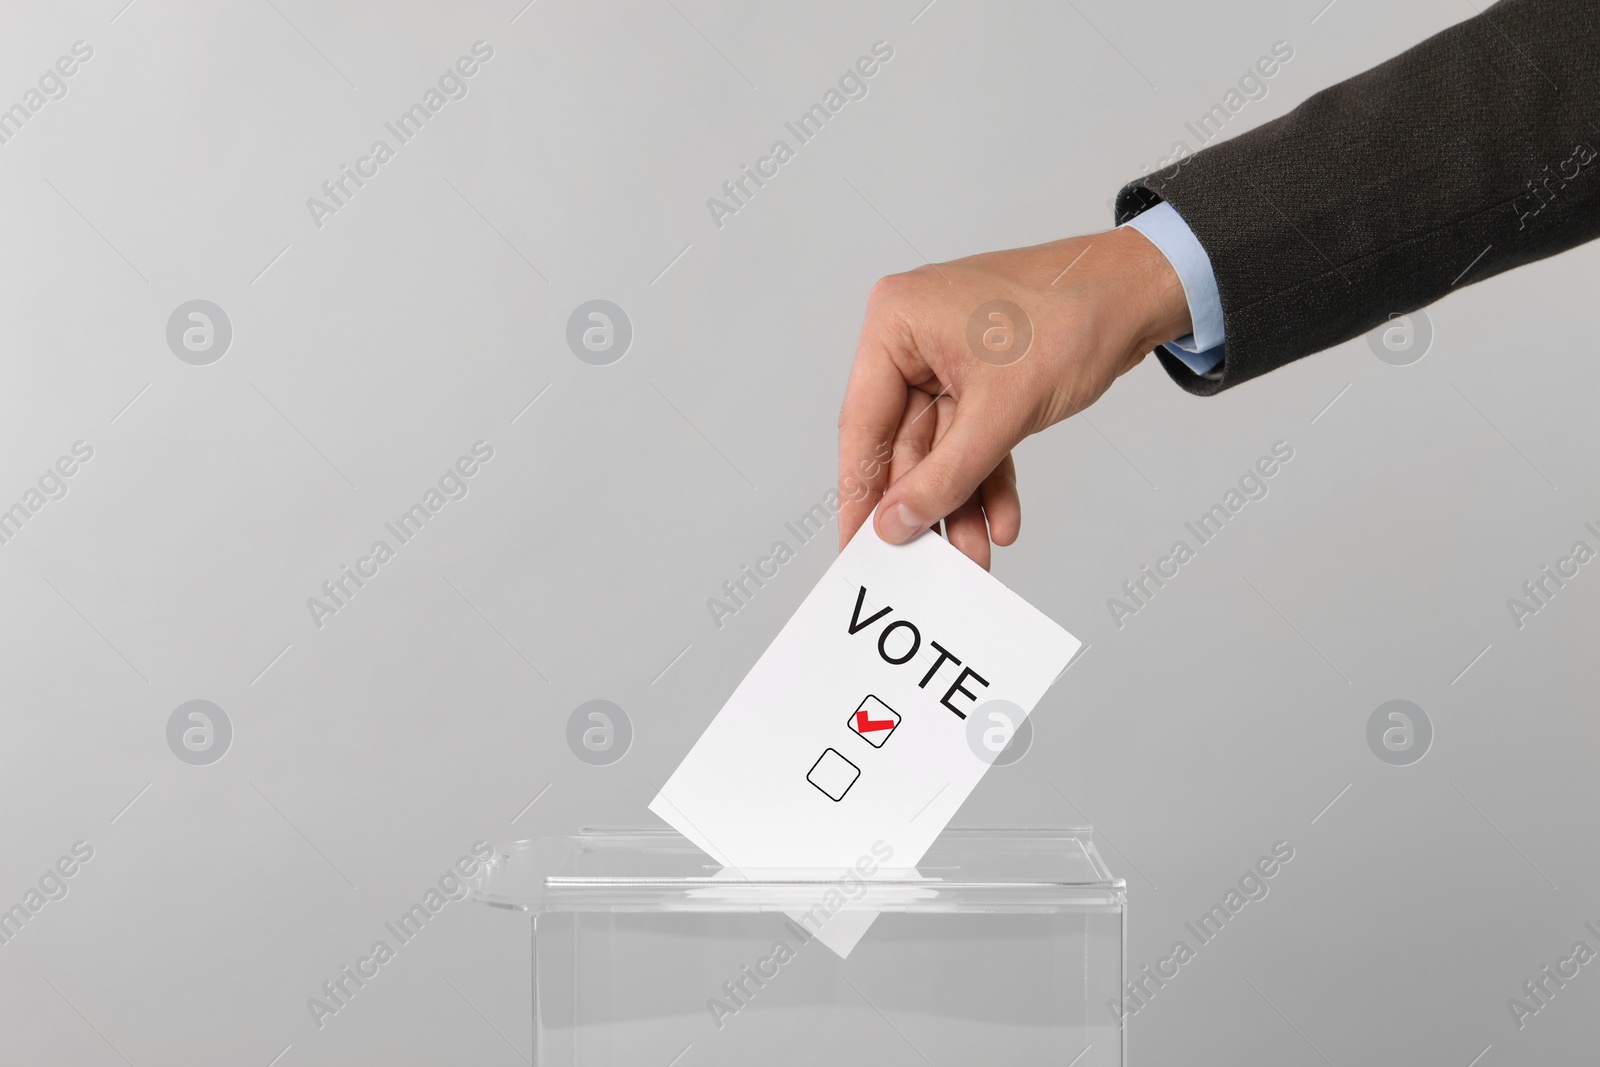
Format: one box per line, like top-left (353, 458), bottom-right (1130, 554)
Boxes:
top-left (1120, 201), bottom-right (1225, 377)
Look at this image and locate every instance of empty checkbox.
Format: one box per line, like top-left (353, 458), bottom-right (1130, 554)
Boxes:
top-left (806, 748), bottom-right (860, 801)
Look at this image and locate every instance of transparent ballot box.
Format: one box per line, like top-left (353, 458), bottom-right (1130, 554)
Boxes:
top-left (472, 828), bottom-right (1127, 1066)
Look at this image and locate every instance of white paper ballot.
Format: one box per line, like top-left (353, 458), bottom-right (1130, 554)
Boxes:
top-left (649, 510), bottom-right (1080, 955)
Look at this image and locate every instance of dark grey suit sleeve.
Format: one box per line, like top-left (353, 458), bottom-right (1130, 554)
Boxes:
top-left (1115, 0), bottom-right (1600, 395)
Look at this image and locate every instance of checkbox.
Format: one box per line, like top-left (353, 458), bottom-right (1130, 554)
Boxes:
top-left (848, 695), bottom-right (901, 748)
top-left (806, 748), bottom-right (860, 802)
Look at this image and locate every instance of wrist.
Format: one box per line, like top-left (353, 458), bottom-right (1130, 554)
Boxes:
top-left (1106, 224), bottom-right (1193, 353)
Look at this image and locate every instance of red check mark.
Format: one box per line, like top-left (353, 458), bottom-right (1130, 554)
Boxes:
top-left (855, 709), bottom-right (897, 733)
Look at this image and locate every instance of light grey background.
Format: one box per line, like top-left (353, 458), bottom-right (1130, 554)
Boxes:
top-left (1, 0), bottom-right (1595, 1063)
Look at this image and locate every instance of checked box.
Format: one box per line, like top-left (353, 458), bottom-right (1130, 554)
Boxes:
top-left (806, 748), bottom-right (860, 802)
top-left (848, 695), bottom-right (901, 748)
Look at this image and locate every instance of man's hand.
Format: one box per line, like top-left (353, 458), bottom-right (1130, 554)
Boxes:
top-left (837, 226), bottom-right (1193, 569)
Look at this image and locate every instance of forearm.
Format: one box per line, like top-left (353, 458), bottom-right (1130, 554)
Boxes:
top-left (1118, 0), bottom-right (1600, 394)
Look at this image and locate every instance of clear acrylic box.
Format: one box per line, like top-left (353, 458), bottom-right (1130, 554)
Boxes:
top-left (472, 828), bottom-right (1126, 1065)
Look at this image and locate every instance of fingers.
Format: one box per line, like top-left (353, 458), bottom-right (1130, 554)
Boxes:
top-left (887, 388), bottom-right (941, 485)
top-left (980, 454), bottom-right (1021, 547)
top-left (880, 388), bottom-right (953, 547)
top-left (944, 490), bottom-right (991, 569)
top-left (920, 391), bottom-right (988, 568)
top-left (931, 398), bottom-right (1002, 569)
top-left (874, 383), bottom-right (1025, 545)
top-left (838, 334), bottom-right (914, 551)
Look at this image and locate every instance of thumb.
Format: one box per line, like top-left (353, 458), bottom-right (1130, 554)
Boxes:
top-left (874, 393), bottom-right (1023, 544)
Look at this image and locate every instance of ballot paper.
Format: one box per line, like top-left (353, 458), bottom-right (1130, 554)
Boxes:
top-left (649, 509), bottom-right (1080, 955)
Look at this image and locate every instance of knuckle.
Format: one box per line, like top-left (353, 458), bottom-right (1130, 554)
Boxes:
top-left (867, 270), bottom-right (919, 307)
top-left (918, 461), bottom-right (967, 511)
